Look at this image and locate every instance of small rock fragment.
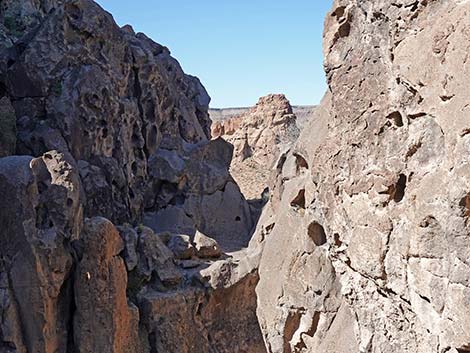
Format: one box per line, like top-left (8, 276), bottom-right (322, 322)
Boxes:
top-left (194, 231), bottom-right (222, 258)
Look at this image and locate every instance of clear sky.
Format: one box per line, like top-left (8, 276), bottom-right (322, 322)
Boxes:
top-left (95, 0), bottom-right (333, 108)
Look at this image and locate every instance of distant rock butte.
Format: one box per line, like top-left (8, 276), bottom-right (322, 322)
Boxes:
top-left (211, 94), bottom-right (302, 201)
top-left (210, 103), bottom-right (316, 128)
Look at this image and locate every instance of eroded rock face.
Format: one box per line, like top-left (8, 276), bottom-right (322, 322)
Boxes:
top-left (0, 1), bottom-right (263, 352)
top-left (212, 94), bottom-right (300, 200)
top-left (0, 151), bottom-right (81, 353)
top-left (1, 0), bottom-right (215, 226)
top-left (74, 217), bottom-right (142, 353)
top-left (255, 1), bottom-right (470, 352)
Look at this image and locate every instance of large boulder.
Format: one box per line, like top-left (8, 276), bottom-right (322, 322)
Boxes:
top-left (74, 217), bottom-right (142, 353)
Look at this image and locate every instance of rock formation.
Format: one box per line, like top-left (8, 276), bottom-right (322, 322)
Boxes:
top-left (0, 1), bottom-right (263, 352)
top-left (1, 0), bottom-right (470, 353)
top-left (254, 1), bottom-right (470, 352)
top-left (212, 94), bottom-right (300, 200)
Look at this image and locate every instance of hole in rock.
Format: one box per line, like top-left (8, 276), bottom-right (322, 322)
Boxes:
top-left (459, 193), bottom-right (470, 219)
top-left (386, 111), bottom-right (404, 127)
top-left (460, 128), bottom-right (470, 137)
top-left (235, 216), bottom-right (241, 222)
top-left (332, 6), bottom-right (346, 18)
top-left (338, 22), bottom-right (351, 38)
top-left (66, 198), bottom-right (74, 207)
top-left (405, 141), bottom-right (422, 159)
top-left (306, 311), bottom-right (321, 338)
top-left (334, 233), bottom-right (342, 247)
top-left (290, 189), bottom-right (306, 209)
top-left (308, 222), bottom-right (327, 246)
top-left (440, 95), bottom-right (454, 102)
top-left (382, 174), bottom-right (407, 204)
top-left (393, 174), bottom-right (407, 202)
top-left (131, 162), bottom-right (138, 174)
top-left (294, 153), bottom-right (309, 172)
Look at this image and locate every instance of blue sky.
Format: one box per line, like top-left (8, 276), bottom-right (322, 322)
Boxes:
top-left (95, 0), bottom-right (332, 108)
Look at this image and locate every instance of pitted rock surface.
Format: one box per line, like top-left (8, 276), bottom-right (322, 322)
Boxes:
top-left (254, 1), bottom-right (470, 352)
top-left (212, 94), bottom-right (300, 200)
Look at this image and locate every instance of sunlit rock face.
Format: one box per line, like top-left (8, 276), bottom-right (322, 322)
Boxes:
top-left (2, 0), bottom-right (470, 352)
top-left (212, 94), bottom-right (300, 201)
top-left (0, 1), bottom-right (264, 352)
top-left (254, 1), bottom-right (470, 352)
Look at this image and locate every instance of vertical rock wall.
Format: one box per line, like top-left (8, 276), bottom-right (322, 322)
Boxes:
top-left (255, 1), bottom-right (470, 352)
top-left (0, 1), bottom-right (264, 352)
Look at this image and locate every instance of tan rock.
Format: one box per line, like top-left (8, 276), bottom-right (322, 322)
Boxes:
top-left (255, 1), bottom-right (470, 352)
top-left (194, 231), bottom-right (222, 258)
top-left (74, 217), bottom-right (142, 353)
top-left (211, 94), bottom-right (300, 200)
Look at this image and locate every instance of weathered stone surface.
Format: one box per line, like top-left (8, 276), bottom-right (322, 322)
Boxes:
top-left (6, 0), bottom-right (470, 352)
top-left (2, 0), bottom-right (213, 225)
top-left (0, 151), bottom-right (82, 353)
top-left (255, 1), bottom-right (470, 352)
top-left (139, 271), bottom-right (265, 353)
top-left (167, 233), bottom-right (195, 260)
top-left (212, 94), bottom-right (300, 200)
top-left (0, 97), bottom-right (16, 157)
top-left (144, 137), bottom-right (255, 253)
top-left (74, 217), bottom-right (142, 353)
top-left (0, 1), bottom-right (263, 352)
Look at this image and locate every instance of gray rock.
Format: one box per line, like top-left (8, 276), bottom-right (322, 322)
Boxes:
top-left (0, 97), bottom-right (16, 157)
top-left (167, 233), bottom-right (195, 260)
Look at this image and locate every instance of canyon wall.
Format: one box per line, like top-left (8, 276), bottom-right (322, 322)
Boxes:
top-left (0, 1), bottom-right (264, 352)
top-left (254, 1), bottom-right (470, 352)
top-left (1, 0), bottom-right (470, 353)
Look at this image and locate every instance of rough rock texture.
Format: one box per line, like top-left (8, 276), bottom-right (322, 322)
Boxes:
top-left (0, 151), bottom-right (81, 353)
top-left (212, 94), bottom-right (300, 200)
top-left (0, 0), bottom-right (254, 246)
top-left (0, 1), bottom-right (263, 352)
top-left (0, 97), bottom-right (16, 157)
top-left (255, 1), bottom-right (470, 352)
top-left (2, 0), bottom-right (469, 353)
top-left (74, 217), bottom-right (142, 353)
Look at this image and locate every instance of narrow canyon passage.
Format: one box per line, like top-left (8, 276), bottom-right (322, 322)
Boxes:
top-left (0, 1), bottom-right (470, 353)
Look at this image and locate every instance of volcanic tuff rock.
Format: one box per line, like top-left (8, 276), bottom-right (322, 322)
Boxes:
top-left (254, 0), bottom-right (470, 352)
top-left (0, 0), bottom-right (254, 247)
top-left (209, 105), bottom-right (316, 129)
top-left (1, 0), bottom-right (470, 353)
top-left (211, 94), bottom-right (300, 200)
top-left (0, 0), bottom-right (263, 352)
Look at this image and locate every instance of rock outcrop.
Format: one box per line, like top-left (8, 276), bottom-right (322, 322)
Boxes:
top-left (212, 94), bottom-right (300, 200)
top-left (254, 1), bottom-right (470, 352)
top-left (0, 1), bottom-right (263, 352)
top-left (0, 0), bottom-right (253, 250)
top-left (2, 1), bottom-right (470, 353)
